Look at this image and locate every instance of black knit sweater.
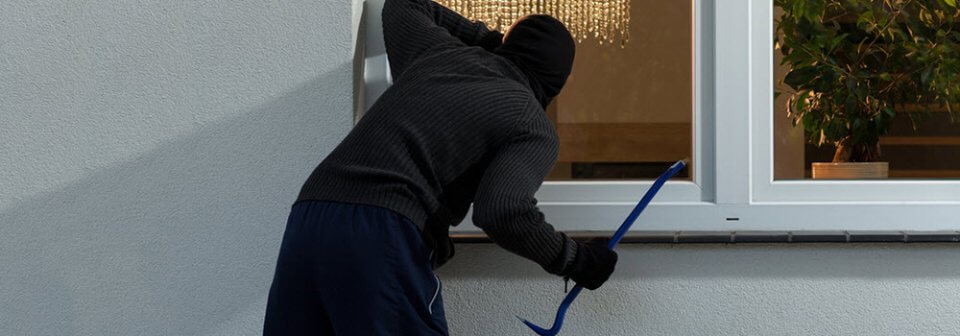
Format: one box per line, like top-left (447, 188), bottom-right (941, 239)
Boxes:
top-left (296, 0), bottom-right (576, 274)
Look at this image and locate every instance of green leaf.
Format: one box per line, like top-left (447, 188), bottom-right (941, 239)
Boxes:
top-left (857, 10), bottom-right (876, 31)
top-left (784, 67), bottom-right (819, 88)
top-left (793, 1), bottom-right (806, 21)
top-left (921, 67), bottom-right (934, 86)
top-left (945, 0), bottom-right (956, 8)
top-left (830, 33), bottom-right (849, 50)
top-left (792, 91), bottom-right (810, 117)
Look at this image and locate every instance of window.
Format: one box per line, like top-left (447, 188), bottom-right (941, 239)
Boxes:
top-left (746, 0), bottom-right (960, 229)
top-left (751, 0), bottom-right (960, 202)
top-left (773, 0), bottom-right (960, 180)
top-left (533, 0), bottom-right (712, 232)
top-left (547, 0), bottom-right (694, 181)
top-left (361, 0), bottom-right (960, 233)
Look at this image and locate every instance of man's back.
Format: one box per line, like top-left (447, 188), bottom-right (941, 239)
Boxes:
top-left (298, 0), bottom-right (582, 276)
top-left (297, 45), bottom-right (543, 231)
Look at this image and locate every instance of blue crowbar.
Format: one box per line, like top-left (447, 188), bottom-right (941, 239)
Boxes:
top-left (519, 160), bottom-right (687, 336)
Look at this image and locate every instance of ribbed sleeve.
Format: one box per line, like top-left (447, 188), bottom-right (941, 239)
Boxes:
top-left (470, 105), bottom-right (577, 275)
top-left (382, 0), bottom-right (498, 79)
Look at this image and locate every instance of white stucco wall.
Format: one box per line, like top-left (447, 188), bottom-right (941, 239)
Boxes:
top-left (4, 1), bottom-right (960, 335)
top-left (440, 244), bottom-right (960, 335)
top-left (1, 0), bottom-right (353, 334)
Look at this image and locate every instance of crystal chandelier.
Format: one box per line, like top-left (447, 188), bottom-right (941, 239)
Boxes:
top-left (434, 0), bottom-right (631, 46)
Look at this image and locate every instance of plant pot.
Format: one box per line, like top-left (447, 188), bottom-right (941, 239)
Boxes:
top-left (811, 162), bottom-right (889, 179)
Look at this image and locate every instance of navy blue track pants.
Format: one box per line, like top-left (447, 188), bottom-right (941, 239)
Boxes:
top-left (263, 200), bottom-right (448, 335)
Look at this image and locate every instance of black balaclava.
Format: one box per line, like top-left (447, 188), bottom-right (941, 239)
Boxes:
top-left (494, 15), bottom-right (576, 109)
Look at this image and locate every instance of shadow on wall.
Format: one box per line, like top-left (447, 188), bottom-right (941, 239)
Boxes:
top-left (0, 65), bottom-right (351, 336)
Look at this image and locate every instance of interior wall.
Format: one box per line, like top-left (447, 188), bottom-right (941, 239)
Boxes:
top-left (773, 5), bottom-right (807, 179)
top-left (0, 0), bottom-right (354, 334)
top-left (550, 0), bottom-right (694, 178)
top-left (556, 0), bottom-right (693, 124)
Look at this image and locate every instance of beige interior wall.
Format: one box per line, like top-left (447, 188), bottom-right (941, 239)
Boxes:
top-left (773, 7), bottom-right (808, 179)
top-left (552, 2), bottom-right (807, 179)
top-left (555, 0), bottom-right (693, 124)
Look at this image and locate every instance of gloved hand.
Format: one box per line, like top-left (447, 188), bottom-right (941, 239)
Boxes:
top-left (565, 238), bottom-right (618, 290)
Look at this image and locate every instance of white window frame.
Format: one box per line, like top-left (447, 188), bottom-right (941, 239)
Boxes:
top-left (750, 0), bottom-right (960, 203)
top-left (463, 0), bottom-right (719, 232)
top-left (741, 0), bottom-right (960, 230)
top-left (361, 0), bottom-right (960, 234)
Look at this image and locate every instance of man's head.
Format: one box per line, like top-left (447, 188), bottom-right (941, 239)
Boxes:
top-left (501, 15), bottom-right (532, 44)
top-left (494, 15), bottom-right (575, 109)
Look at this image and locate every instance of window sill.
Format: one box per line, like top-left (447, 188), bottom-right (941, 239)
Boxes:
top-left (450, 230), bottom-right (960, 244)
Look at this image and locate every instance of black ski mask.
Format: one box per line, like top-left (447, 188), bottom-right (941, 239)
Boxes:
top-left (494, 15), bottom-right (576, 109)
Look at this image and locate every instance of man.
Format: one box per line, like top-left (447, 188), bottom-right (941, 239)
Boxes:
top-left (263, 0), bottom-right (618, 334)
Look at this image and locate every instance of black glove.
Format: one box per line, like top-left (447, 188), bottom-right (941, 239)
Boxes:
top-left (565, 238), bottom-right (618, 290)
top-left (478, 30), bottom-right (504, 52)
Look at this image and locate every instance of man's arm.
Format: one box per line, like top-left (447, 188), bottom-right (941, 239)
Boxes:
top-left (470, 111), bottom-right (577, 275)
top-left (472, 107), bottom-right (618, 290)
top-left (382, 0), bottom-right (501, 79)
top-left (429, 3), bottom-right (503, 49)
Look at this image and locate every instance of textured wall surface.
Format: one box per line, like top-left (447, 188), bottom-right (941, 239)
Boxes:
top-left (5, 1), bottom-right (960, 336)
top-left (440, 244), bottom-right (960, 335)
top-left (0, 0), bottom-right (353, 335)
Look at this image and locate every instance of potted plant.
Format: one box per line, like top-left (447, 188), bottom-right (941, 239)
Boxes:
top-left (775, 0), bottom-right (960, 179)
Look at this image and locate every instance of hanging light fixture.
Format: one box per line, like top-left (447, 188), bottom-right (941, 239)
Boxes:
top-left (434, 0), bottom-right (630, 47)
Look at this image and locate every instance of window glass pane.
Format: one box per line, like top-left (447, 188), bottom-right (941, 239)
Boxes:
top-left (774, 1), bottom-right (960, 180)
top-left (546, 0), bottom-right (694, 180)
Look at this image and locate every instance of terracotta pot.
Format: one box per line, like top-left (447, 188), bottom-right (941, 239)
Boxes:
top-left (811, 162), bottom-right (889, 179)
